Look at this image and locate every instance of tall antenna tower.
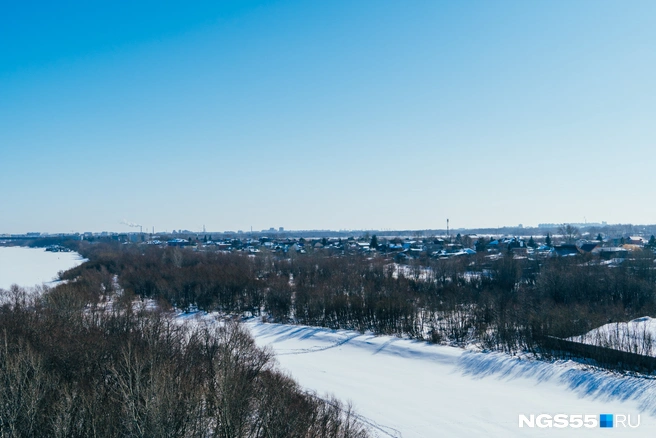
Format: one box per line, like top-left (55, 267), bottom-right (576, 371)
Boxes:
top-left (447, 218), bottom-right (449, 237)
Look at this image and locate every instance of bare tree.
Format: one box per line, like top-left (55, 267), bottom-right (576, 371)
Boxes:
top-left (0, 337), bottom-right (48, 438)
top-left (558, 223), bottom-right (580, 244)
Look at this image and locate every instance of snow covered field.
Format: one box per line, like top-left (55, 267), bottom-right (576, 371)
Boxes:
top-left (246, 320), bottom-right (656, 437)
top-left (0, 246), bottom-right (86, 290)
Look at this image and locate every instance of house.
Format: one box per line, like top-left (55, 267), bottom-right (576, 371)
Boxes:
top-left (357, 242), bottom-right (371, 251)
top-left (554, 244), bottom-right (579, 257)
top-left (592, 247), bottom-right (628, 260)
top-left (577, 242), bottom-right (599, 253)
top-left (627, 236), bottom-right (645, 246)
top-left (395, 252), bottom-right (408, 261)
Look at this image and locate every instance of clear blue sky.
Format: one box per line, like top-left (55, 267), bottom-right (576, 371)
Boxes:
top-left (2, 0), bottom-right (655, 234)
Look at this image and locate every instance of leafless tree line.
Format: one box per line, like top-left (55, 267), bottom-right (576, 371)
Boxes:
top-left (64, 242), bottom-right (656, 369)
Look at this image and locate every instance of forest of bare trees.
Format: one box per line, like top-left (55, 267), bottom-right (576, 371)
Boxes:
top-left (0, 281), bottom-right (369, 438)
top-left (58, 241), bottom-right (656, 369)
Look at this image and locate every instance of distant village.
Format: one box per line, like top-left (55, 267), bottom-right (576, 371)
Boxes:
top-left (3, 223), bottom-right (656, 266)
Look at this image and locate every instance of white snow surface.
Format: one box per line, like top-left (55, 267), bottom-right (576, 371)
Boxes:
top-left (0, 246), bottom-right (86, 290)
top-left (569, 317), bottom-right (656, 357)
top-left (245, 319), bottom-right (656, 437)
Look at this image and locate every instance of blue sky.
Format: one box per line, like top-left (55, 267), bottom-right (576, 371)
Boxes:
top-left (1, 1), bottom-right (655, 234)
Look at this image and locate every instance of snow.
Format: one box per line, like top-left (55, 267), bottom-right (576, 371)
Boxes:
top-left (0, 246), bottom-right (86, 290)
top-left (570, 317), bottom-right (656, 357)
top-left (245, 319), bottom-right (656, 437)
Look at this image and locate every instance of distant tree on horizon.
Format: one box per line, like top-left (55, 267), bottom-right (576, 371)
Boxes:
top-left (559, 224), bottom-right (580, 244)
top-left (370, 235), bottom-right (378, 249)
top-left (648, 235), bottom-right (656, 248)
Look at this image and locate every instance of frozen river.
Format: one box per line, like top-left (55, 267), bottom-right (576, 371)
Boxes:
top-left (246, 320), bottom-right (656, 437)
top-left (0, 246), bottom-right (86, 290)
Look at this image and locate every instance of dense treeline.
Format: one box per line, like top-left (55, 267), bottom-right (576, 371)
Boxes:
top-left (0, 282), bottom-right (369, 438)
top-left (64, 242), bottom-right (656, 362)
